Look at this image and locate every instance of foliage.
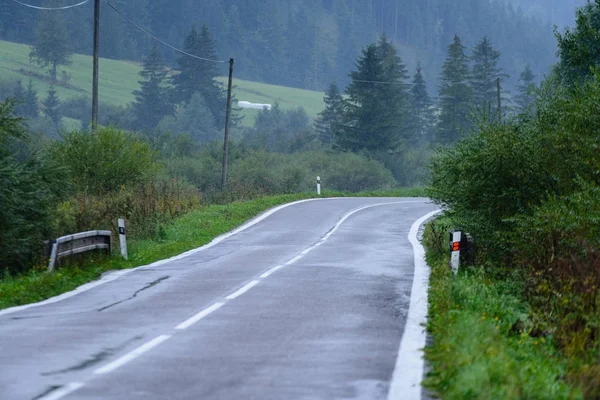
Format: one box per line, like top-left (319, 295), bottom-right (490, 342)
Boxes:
top-left (42, 85), bottom-right (61, 129)
top-left (158, 93), bottom-right (219, 144)
top-left (556, 0), bottom-right (600, 86)
top-left (515, 65), bottom-right (537, 112)
top-left (470, 36), bottom-right (507, 120)
top-left (340, 36), bottom-right (410, 152)
top-left (409, 62), bottom-right (435, 144)
top-left (314, 82), bottom-right (344, 146)
top-left (422, 219), bottom-right (579, 399)
top-left (50, 127), bottom-right (158, 195)
top-left (436, 35), bottom-right (473, 144)
top-left (132, 43), bottom-right (174, 130)
top-left (0, 100), bottom-right (64, 275)
top-left (28, 9), bottom-right (72, 82)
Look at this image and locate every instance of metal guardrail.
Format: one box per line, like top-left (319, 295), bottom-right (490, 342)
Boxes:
top-left (48, 230), bottom-right (112, 271)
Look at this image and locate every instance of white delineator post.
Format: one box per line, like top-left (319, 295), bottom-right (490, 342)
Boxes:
top-left (317, 176), bottom-right (321, 195)
top-left (118, 218), bottom-right (128, 260)
top-left (450, 230), bottom-right (462, 275)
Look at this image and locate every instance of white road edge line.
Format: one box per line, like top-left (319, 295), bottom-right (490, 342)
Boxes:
top-left (175, 302), bottom-right (225, 330)
top-left (36, 382), bottom-right (85, 400)
top-left (0, 198), bottom-right (344, 318)
top-left (260, 265), bottom-right (284, 278)
top-left (94, 335), bottom-right (172, 375)
top-left (225, 280), bottom-right (261, 300)
top-left (284, 255), bottom-right (304, 265)
top-left (387, 209), bottom-right (442, 400)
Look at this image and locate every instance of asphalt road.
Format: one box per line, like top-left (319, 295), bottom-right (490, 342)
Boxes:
top-left (0, 198), bottom-right (438, 400)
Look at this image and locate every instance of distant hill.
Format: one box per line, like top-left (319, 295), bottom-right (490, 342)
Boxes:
top-left (0, 39), bottom-right (324, 126)
top-left (510, 0), bottom-right (588, 28)
top-left (0, 0), bottom-right (559, 92)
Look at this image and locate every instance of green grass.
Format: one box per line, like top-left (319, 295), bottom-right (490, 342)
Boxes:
top-left (0, 188), bottom-right (426, 311)
top-left (0, 39), bottom-right (325, 126)
top-left (422, 217), bottom-right (580, 399)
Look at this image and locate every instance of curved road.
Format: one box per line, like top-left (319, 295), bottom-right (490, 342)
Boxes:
top-left (0, 198), bottom-right (438, 400)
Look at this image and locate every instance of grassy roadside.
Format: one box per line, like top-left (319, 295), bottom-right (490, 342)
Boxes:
top-left (0, 188), bottom-right (425, 311)
top-left (422, 216), bottom-right (580, 399)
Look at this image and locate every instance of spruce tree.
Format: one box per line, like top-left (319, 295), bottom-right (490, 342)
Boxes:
top-left (42, 85), bottom-right (61, 128)
top-left (410, 62), bottom-right (434, 144)
top-left (29, 10), bottom-right (72, 82)
top-left (341, 36), bottom-right (410, 152)
top-left (437, 35), bottom-right (472, 144)
top-left (23, 80), bottom-right (39, 119)
top-left (173, 25), bottom-right (227, 128)
top-left (314, 82), bottom-right (345, 145)
top-left (470, 37), bottom-right (506, 114)
top-left (12, 80), bottom-right (26, 117)
top-left (132, 43), bottom-right (174, 130)
top-left (516, 65), bottom-right (536, 111)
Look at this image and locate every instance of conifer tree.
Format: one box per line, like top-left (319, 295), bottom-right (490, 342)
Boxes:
top-left (173, 25), bottom-right (227, 127)
top-left (314, 82), bottom-right (345, 145)
top-left (12, 80), bottom-right (26, 117)
top-left (23, 80), bottom-right (39, 119)
top-left (29, 10), bottom-right (72, 82)
top-left (410, 62), bottom-right (435, 143)
top-left (42, 85), bottom-right (61, 128)
top-left (341, 36), bottom-right (410, 152)
top-left (470, 37), bottom-right (506, 114)
top-left (437, 35), bottom-right (472, 144)
top-left (516, 65), bottom-right (536, 111)
top-left (132, 43), bottom-right (174, 130)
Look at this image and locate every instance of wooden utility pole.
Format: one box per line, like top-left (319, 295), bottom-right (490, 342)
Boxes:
top-left (91, 0), bottom-right (100, 131)
top-left (221, 58), bottom-right (234, 190)
top-left (497, 77), bottom-right (502, 124)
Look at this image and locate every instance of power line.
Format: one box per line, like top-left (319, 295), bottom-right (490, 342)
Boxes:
top-left (352, 79), bottom-right (407, 85)
top-left (9, 0), bottom-right (91, 10)
top-left (103, 0), bottom-right (226, 63)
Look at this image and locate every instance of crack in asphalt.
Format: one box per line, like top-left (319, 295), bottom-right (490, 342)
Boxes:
top-left (97, 276), bottom-right (170, 312)
top-left (41, 335), bottom-right (144, 376)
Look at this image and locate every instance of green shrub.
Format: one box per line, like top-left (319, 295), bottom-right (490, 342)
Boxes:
top-left (51, 127), bottom-right (158, 195)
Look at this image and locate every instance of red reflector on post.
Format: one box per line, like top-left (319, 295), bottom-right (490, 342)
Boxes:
top-left (453, 242), bottom-right (460, 251)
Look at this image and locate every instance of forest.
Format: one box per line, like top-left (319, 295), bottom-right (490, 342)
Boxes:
top-left (0, 0), bottom-right (559, 91)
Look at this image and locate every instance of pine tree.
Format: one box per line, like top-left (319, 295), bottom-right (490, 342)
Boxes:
top-left (132, 43), bottom-right (174, 130)
top-left (516, 65), bottom-right (536, 111)
top-left (341, 36), bottom-right (410, 152)
top-left (314, 82), bottom-right (345, 145)
top-left (410, 62), bottom-right (435, 144)
top-left (23, 80), bottom-right (39, 119)
top-left (29, 10), bottom-right (72, 82)
top-left (42, 85), bottom-right (61, 128)
top-left (12, 80), bottom-right (26, 117)
top-left (437, 35), bottom-right (472, 144)
top-left (470, 37), bottom-right (506, 114)
top-left (173, 25), bottom-right (227, 128)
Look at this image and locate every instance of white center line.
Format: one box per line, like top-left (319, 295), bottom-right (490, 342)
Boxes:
top-left (284, 255), bottom-right (303, 265)
top-left (260, 265), bottom-right (284, 278)
top-left (225, 280), bottom-right (260, 300)
top-left (94, 335), bottom-right (172, 375)
top-left (36, 382), bottom-right (85, 400)
top-left (175, 302), bottom-right (225, 330)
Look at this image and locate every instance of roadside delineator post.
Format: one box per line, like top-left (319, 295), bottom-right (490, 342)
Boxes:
top-left (450, 230), bottom-right (462, 275)
top-left (317, 176), bottom-right (321, 195)
top-left (118, 218), bottom-right (128, 260)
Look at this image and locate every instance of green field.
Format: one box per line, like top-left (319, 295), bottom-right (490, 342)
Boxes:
top-left (0, 39), bottom-right (325, 126)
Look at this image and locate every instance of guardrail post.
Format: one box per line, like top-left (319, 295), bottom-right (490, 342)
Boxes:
top-left (48, 241), bottom-right (58, 271)
top-left (118, 218), bottom-right (128, 260)
top-left (317, 176), bottom-right (321, 195)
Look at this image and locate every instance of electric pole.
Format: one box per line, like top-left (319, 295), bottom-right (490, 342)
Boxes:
top-left (91, 0), bottom-right (100, 131)
top-left (221, 58), bottom-right (234, 190)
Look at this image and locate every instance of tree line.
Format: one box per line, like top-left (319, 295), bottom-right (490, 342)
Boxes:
top-left (0, 0), bottom-right (557, 91)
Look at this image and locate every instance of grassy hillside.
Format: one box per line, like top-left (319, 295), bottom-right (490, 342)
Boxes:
top-left (0, 40), bottom-right (325, 126)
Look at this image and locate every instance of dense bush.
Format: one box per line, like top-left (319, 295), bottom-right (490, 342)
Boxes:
top-left (428, 75), bottom-right (600, 395)
top-left (50, 127), bottom-right (158, 195)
